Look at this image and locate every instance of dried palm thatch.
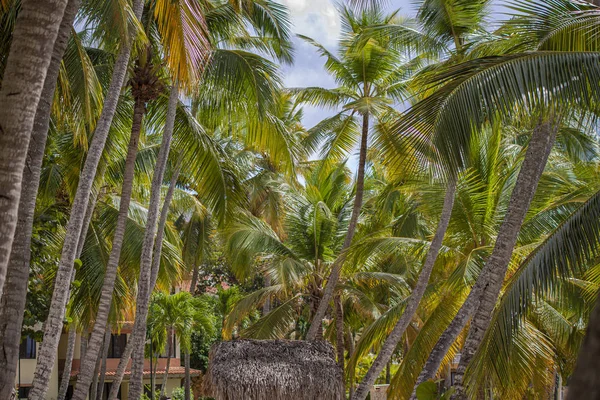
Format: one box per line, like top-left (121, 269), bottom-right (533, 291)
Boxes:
top-left (207, 339), bottom-right (344, 400)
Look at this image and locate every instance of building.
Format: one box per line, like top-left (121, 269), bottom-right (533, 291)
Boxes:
top-left (16, 324), bottom-right (201, 400)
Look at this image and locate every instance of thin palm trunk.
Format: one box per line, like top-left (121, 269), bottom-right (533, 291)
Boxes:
top-left (89, 351), bottom-right (101, 400)
top-left (71, 96), bottom-right (147, 400)
top-left (452, 120), bottom-right (557, 398)
top-left (107, 339), bottom-right (133, 400)
top-left (57, 327), bottom-right (77, 400)
top-left (306, 113), bottom-right (370, 340)
top-left (28, 2), bottom-right (144, 397)
top-left (189, 266), bottom-right (199, 294)
top-left (347, 331), bottom-right (355, 399)
top-left (96, 325), bottom-right (113, 400)
top-left (128, 85), bottom-right (179, 399)
top-left (0, 0), bottom-right (70, 299)
top-left (353, 178), bottom-right (457, 400)
top-left (568, 290), bottom-right (600, 399)
top-left (184, 352), bottom-right (192, 400)
top-left (159, 329), bottom-right (173, 398)
top-left (0, 0), bottom-right (79, 396)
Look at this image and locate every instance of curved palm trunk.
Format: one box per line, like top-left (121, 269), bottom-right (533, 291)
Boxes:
top-left (452, 120), bottom-right (557, 399)
top-left (410, 294), bottom-right (477, 399)
top-left (57, 327), bottom-right (77, 400)
top-left (0, 0), bottom-right (79, 395)
top-left (71, 96), bottom-right (147, 400)
top-left (0, 0), bottom-right (70, 299)
top-left (29, 2), bottom-right (144, 397)
top-left (567, 289), bottom-right (600, 399)
top-left (306, 113), bottom-right (370, 340)
top-left (107, 339), bottom-right (133, 400)
top-left (159, 329), bottom-right (174, 399)
top-left (334, 294), bottom-right (345, 370)
top-left (128, 85), bottom-right (179, 400)
top-left (95, 325), bottom-right (113, 400)
top-left (353, 178), bottom-right (457, 400)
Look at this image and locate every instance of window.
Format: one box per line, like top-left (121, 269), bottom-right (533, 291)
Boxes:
top-left (18, 386), bottom-right (31, 399)
top-left (108, 334), bottom-right (127, 358)
top-left (19, 336), bottom-right (36, 359)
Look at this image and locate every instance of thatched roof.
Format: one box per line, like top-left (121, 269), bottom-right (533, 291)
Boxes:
top-left (207, 339), bottom-right (344, 400)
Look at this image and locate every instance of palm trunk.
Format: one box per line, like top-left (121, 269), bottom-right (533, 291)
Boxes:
top-left (89, 351), bottom-right (101, 400)
top-left (96, 325), bottom-right (113, 400)
top-left (347, 331), bottom-right (355, 399)
top-left (28, 1), bottom-right (144, 397)
top-left (189, 266), bottom-right (199, 294)
top-left (452, 120), bottom-right (557, 398)
top-left (184, 352), bottom-right (192, 400)
top-left (568, 295), bottom-right (600, 399)
top-left (334, 294), bottom-right (345, 370)
top-left (57, 327), bottom-right (77, 400)
top-left (160, 329), bottom-right (173, 399)
top-left (107, 339), bottom-right (133, 400)
top-left (0, 0), bottom-right (70, 299)
top-left (410, 294), bottom-right (477, 399)
top-left (306, 112), bottom-right (370, 340)
top-left (128, 85), bottom-right (179, 400)
top-left (353, 178), bottom-right (457, 400)
top-left (0, 0), bottom-right (79, 396)
top-left (71, 96), bottom-right (147, 400)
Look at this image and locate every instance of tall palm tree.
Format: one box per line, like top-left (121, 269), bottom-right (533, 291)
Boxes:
top-left (0, 0), bottom-right (70, 300)
top-left (295, 5), bottom-right (417, 340)
top-left (28, 0), bottom-right (146, 396)
top-left (0, 0), bottom-right (81, 396)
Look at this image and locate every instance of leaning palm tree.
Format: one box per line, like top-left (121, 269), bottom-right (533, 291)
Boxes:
top-left (294, 5), bottom-right (419, 340)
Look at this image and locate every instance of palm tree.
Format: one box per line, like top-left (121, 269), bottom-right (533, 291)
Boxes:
top-left (28, 1), bottom-right (146, 396)
top-left (0, 0), bottom-right (71, 300)
top-left (0, 0), bottom-right (81, 396)
top-left (148, 291), bottom-right (215, 399)
top-left (294, 5), bottom-right (418, 340)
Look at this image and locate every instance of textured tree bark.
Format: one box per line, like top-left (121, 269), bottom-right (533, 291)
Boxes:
top-left (0, 0), bottom-right (79, 396)
top-left (306, 112), bottom-right (370, 340)
top-left (107, 340), bottom-right (133, 400)
top-left (452, 121), bottom-right (557, 399)
top-left (159, 329), bottom-right (173, 399)
top-left (566, 283), bottom-right (600, 399)
top-left (334, 295), bottom-right (345, 369)
top-left (184, 352), bottom-right (192, 400)
top-left (57, 328), bottom-right (77, 400)
top-left (189, 266), bottom-right (199, 294)
top-left (71, 96), bottom-right (146, 400)
top-left (95, 325), bottom-right (113, 400)
top-left (89, 351), bottom-right (101, 400)
top-left (353, 178), bottom-right (457, 400)
top-left (128, 85), bottom-right (179, 399)
top-left (410, 294), bottom-right (477, 399)
top-left (0, 0), bottom-right (70, 299)
top-left (28, 1), bottom-right (144, 397)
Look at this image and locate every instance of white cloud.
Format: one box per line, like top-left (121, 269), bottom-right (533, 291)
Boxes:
top-left (279, 0), bottom-right (340, 47)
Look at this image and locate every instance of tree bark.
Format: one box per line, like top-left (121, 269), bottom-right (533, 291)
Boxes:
top-left (566, 283), bottom-right (600, 399)
top-left (189, 266), bottom-right (199, 294)
top-left (353, 178), bottom-right (457, 400)
top-left (334, 295), bottom-right (345, 369)
top-left (89, 351), bottom-right (101, 400)
top-left (0, 0), bottom-right (70, 299)
top-left (57, 327), bottom-right (77, 400)
top-left (0, 0), bottom-right (79, 396)
top-left (128, 85), bottom-right (179, 400)
top-left (410, 294), bottom-right (477, 399)
top-left (107, 339), bottom-right (133, 400)
top-left (95, 325), bottom-right (113, 400)
top-left (28, 1), bottom-right (144, 397)
top-left (159, 329), bottom-right (173, 399)
top-left (306, 112), bottom-right (370, 340)
top-left (452, 120), bottom-right (557, 399)
top-left (184, 352), bottom-right (192, 400)
top-left (71, 96), bottom-right (146, 400)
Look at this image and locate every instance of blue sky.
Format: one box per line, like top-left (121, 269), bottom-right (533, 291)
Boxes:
top-left (278, 0), bottom-right (507, 128)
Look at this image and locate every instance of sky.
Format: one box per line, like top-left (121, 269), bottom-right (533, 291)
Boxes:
top-left (277, 0), bottom-right (507, 128)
